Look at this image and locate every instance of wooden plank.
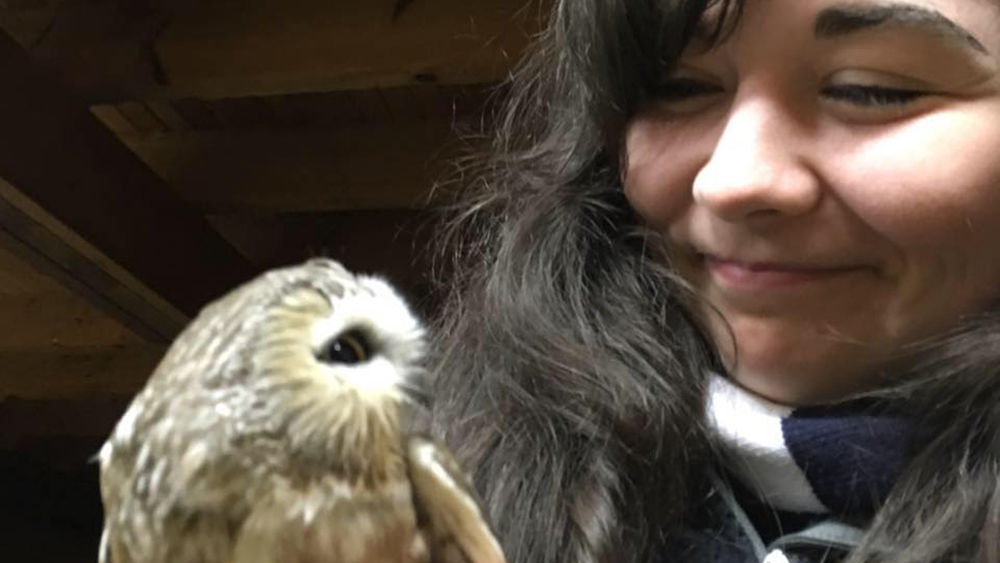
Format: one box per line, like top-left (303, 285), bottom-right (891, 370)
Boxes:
top-left (0, 30), bottom-right (256, 319)
top-left (0, 180), bottom-right (188, 342)
top-left (9, 0), bottom-right (547, 102)
top-left (0, 345), bottom-right (163, 402)
top-left (0, 238), bottom-right (157, 411)
top-left (7, 0), bottom-right (551, 103)
top-left (89, 104), bottom-right (134, 135)
top-left (18, 0), bottom-right (165, 103)
top-left (0, 290), bottom-right (144, 349)
top-left (151, 0), bottom-right (548, 99)
top-left (0, 229), bottom-right (71, 295)
top-left (145, 99), bottom-right (192, 131)
top-left (116, 100), bottom-right (167, 134)
top-left (115, 118), bottom-right (463, 212)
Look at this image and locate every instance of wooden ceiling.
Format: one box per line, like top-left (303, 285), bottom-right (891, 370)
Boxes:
top-left (0, 1), bottom-right (547, 559)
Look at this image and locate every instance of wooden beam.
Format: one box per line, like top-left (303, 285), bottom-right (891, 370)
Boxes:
top-left (4, 0), bottom-right (166, 103)
top-left (0, 179), bottom-right (188, 342)
top-left (87, 84), bottom-right (490, 214)
top-left (105, 117), bottom-right (469, 213)
top-left (154, 0), bottom-right (548, 99)
top-left (0, 30), bottom-right (256, 319)
top-left (12, 0), bottom-right (547, 102)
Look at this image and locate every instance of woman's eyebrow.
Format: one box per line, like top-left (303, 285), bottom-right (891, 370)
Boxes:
top-left (814, 2), bottom-right (987, 54)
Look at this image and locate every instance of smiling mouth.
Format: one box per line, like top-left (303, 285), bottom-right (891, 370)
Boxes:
top-left (701, 255), bottom-right (865, 289)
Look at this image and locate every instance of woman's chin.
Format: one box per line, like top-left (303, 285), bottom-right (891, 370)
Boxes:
top-left (710, 316), bottom-right (883, 405)
top-left (727, 358), bottom-right (876, 406)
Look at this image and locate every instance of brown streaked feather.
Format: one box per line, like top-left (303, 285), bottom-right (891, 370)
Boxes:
top-left (230, 474), bottom-right (428, 563)
top-left (406, 436), bottom-right (506, 563)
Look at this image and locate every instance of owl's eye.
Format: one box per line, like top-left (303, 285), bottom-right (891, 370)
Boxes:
top-left (317, 330), bottom-right (371, 364)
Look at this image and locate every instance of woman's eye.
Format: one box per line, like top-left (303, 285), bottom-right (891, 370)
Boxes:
top-left (820, 84), bottom-right (929, 107)
top-left (317, 330), bottom-right (371, 365)
top-left (653, 77), bottom-right (724, 101)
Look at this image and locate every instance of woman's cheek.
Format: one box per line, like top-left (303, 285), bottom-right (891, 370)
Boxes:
top-left (828, 108), bottom-right (1000, 252)
top-left (622, 115), bottom-right (705, 227)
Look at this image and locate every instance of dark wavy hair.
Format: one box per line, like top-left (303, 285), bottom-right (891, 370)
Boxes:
top-left (429, 1), bottom-right (1000, 561)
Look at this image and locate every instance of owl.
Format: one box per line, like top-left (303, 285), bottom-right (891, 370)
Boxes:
top-left (98, 258), bottom-right (504, 563)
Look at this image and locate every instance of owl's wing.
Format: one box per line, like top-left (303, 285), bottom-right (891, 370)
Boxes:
top-left (405, 435), bottom-right (506, 563)
top-left (98, 527), bottom-right (113, 563)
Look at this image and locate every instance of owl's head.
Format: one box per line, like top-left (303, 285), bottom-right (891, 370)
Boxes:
top-left (163, 258), bottom-right (426, 475)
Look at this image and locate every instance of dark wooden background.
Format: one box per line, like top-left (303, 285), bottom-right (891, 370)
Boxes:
top-left (0, 0), bottom-right (548, 559)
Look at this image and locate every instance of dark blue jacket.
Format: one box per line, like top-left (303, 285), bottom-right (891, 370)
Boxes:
top-left (664, 473), bottom-right (866, 562)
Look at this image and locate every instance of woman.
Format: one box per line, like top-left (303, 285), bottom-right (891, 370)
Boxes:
top-left (430, 0), bottom-right (1000, 561)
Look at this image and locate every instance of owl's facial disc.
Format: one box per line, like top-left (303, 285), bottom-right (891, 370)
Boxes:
top-left (306, 276), bottom-right (424, 407)
top-left (311, 328), bottom-right (402, 406)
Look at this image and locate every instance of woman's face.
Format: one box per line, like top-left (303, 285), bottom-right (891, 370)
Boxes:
top-left (624, 0), bottom-right (1000, 404)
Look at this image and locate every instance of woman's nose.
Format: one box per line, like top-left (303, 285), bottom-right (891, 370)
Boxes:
top-left (692, 95), bottom-right (821, 222)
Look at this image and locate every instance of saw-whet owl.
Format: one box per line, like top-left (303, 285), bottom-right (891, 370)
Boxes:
top-left (98, 258), bottom-right (504, 563)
